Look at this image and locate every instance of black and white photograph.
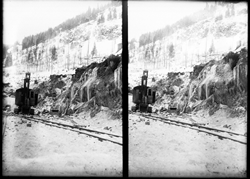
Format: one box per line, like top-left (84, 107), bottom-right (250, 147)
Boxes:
top-left (128, 1), bottom-right (247, 177)
top-left (3, 0), bottom-right (122, 176)
top-left (2, 0), bottom-right (248, 178)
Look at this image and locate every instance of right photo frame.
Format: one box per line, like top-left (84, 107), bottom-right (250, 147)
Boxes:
top-left (127, 1), bottom-right (247, 177)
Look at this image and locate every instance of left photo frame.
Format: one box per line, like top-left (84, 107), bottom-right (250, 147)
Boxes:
top-left (2, 0), bottom-right (124, 176)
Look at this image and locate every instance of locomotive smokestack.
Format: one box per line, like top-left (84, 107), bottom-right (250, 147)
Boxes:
top-left (141, 70), bottom-right (148, 86)
top-left (24, 72), bottom-right (30, 89)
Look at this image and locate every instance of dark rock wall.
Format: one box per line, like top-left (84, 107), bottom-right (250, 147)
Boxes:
top-left (190, 47), bottom-right (247, 113)
top-left (155, 47), bottom-right (247, 115)
top-left (56, 54), bottom-right (122, 115)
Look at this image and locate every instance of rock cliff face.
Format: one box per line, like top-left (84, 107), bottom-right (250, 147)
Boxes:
top-left (152, 47), bottom-right (247, 116)
top-left (34, 54), bottom-right (122, 118)
top-left (187, 47), bottom-right (247, 112)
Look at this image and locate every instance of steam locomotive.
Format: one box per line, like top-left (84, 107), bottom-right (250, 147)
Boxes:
top-left (14, 72), bottom-right (38, 115)
top-left (131, 70), bottom-right (156, 113)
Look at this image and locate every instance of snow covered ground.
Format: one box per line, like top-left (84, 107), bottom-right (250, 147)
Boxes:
top-left (72, 110), bottom-right (122, 136)
top-left (129, 113), bottom-right (246, 177)
top-left (2, 115), bottom-right (122, 176)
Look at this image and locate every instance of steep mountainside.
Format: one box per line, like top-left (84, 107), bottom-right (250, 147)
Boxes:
top-left (4, 3), bottom-right (122, 76)
top-left (3, 3), bottom-right (122, 120)
top-left (129, 2), bottom-right (247, 73)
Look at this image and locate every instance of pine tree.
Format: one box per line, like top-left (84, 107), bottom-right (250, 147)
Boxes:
top-left (168, 43), bottom-right (175, 58)
top-left (38, 50), bottom-right (42, 72)
top-left (129, 38), bottom-right (136, 50)
top-left (33, 45), bottom-right (38, 72)
top-left (4, 53), bottom-right (12, 67)
top-left (3, 44), bottom-right (9, 59)
top-left (27, 49), bottom-right (33, 64)
top-left (27, 49), bottom-right (34, 71)
top-left (144, 46), bottom-right (149, 60)
top-left (209, 40), bottom-right (215, 54)
top-left (113, 8), bottom-right (117, 19)
top-left (205, 2), bottom-right (210, 10)
top-left (91, 43), bottom-right (97, 58)
top-left (107, 10), bottom-right (112, 21)
top-left (225, 5), bottom-right (230, 18)
top-left (231, 4), bottom-right (235, 16)
top-left (51, 46), bottom-right (57, 61)
top-left (97, 14), bottom-right (105, 24)
top-left (86, 6), bottom-right (92, 19)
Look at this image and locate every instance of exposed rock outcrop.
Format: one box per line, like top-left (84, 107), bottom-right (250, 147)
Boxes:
top-left (34, 54), bottom-right (122, 118)
top-left (153, 47), bottom-right (247, 116)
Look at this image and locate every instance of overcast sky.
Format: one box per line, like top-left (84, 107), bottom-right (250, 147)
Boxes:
top-left (3, 0), bottom-right (110, 46)
top-left (3, 0), bottom-right (206, 46)
top-left (128, 1), bottom-right (206, 41)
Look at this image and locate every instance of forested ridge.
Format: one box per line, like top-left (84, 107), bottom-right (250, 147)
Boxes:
top-left (21, 1), bottom-right (121, 50)
top-left (138, 2), bottom-right (236, 47)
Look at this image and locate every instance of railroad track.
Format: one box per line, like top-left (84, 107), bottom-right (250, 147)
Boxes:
top-left (8, 113), bottom-right (122, 146)
top-left (2, 114), bottom-right (7, 139)
top-left (139, 113), bottom-right (247, 145)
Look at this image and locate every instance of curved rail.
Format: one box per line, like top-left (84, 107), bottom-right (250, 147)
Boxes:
top-left (18, 114), bottom-right (122, 146)
top-left (33, 116), bottom-right (122, 137)
top-left (2, 115), bottom-right (7, 139)
top-left (140, 113), bottom-right (246, 145)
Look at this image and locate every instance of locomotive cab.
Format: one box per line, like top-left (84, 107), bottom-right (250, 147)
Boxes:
top-left (14, 72), bottom-right (38, 115)
top-left (131, 70), bottom-right (156, 113)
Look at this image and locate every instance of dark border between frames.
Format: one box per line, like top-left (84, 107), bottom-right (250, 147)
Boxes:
top-left (122, 0), bottom-right (129, 177)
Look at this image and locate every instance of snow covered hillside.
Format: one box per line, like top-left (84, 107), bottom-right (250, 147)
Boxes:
top-left (4, 4), bottom-right (122, 77)
top-left (129, 2), bottom-right (247, 73)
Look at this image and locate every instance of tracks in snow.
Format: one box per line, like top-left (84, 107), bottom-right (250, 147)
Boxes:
top-left (137, 113), bottom-right (246, 145)
top-left (6, 113), bottom-right (122, 146)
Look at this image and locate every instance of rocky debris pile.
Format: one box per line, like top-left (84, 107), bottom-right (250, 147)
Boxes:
top-left (3, 53), bottom-right (13, 67)
top-left (3, 83), bottom-right (15, 98)
top-left (151, 72), bottom-right (190, 113)
top-left (187, 47), bottom-right (247, 115)
top-left (153, 47), bottom-right (247, 117)
top-left (34, 54), bottom-right (122, 119)
top-left (2, 68), bottom-right (25, 111)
